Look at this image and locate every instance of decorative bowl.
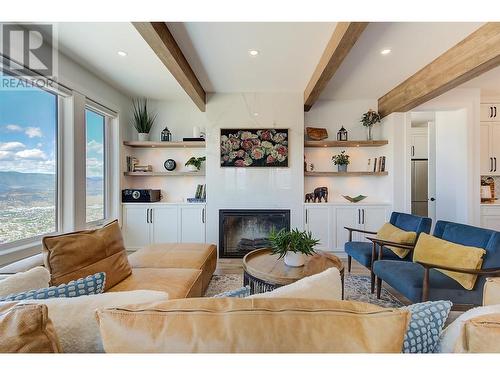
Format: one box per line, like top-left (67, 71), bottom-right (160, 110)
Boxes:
top-left (342, 195), bottom-right (367, 203)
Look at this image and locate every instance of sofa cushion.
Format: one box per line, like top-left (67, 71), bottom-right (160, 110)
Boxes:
top-left (0, 254), bottom-right (44, 274)
top-left (0, 302), bottom-right (61, 353)
top-left (96, 298), bottom-right (410, 353)
top-left (42, 220), bottom-right (131, 290)
top-left (455, 313), bottom-right (500, 353)
top-left (109, 268), bottom-right (203, 299)
top-left (377, 223), bottom-right (417, 258)
top-left (483, 277), bottom-right (500, 306)
top-left (373, 260), bottom-right (483, 305)
top-left (345, 241), bottom-right (404, 267)
top-left (128, 243), bottom-right (217, 292)
top-left (0, 272), bottom-right (106, 302)
top-left (0, 266), bottom-right (50, 298)
top-left (249, 267), bottom-right (342, 301)
top-left (413, 233), bottom-right (486, 290)
top-left (22, 290), bottom-right (168, 353)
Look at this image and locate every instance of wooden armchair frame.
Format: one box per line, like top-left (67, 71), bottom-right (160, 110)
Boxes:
top-left (344, 226), bottom-right (377, 272)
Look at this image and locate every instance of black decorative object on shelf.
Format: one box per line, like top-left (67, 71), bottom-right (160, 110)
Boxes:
top-left (305, 193), bottom-right (314, 203)
top-left (337, 126), bottom-right (348, 141)
top-left (313, 187), bottom-right (328, 203)
top-left (163, 159), bottom-right (176, 171)
top-left (161, 126), bottom-right (172, 142)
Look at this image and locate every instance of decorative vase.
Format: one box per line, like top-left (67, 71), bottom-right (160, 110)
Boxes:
top-left (338, 164), bottom-right (348, 172)
top-left (284, 252), bottom-right (305, 267)
top-left (138, 133), bottom-right (149, 141)
top-left (366, 125), bottom-right (373, 141)
top-left (186, 164), bottom-right (198, 172)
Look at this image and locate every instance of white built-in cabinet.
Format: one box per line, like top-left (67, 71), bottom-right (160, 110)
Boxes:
top-left (480, 205), bottom-right (500, 232)
top-left (304, 203), bottom-right (390, 253)
top-left (409, 128), bottom-right (428, 159)
top-left (122, 203), bottom-right (206, 250)
top-left (481, 103), bottom-right (500, 122)
top-left (480, 122), bottom-right (500, 175)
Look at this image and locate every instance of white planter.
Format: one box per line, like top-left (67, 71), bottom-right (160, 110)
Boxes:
top-left (284, 252), bottom-right (305, 267)
top-left (186, 164), bottom-right (198, 172)
top-left (138, 133), bottom-right (149, 141)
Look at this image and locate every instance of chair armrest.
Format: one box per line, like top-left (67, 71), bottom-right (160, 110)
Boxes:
top-left (344, 227), bottom-right (377, 235)
top-left (365, 237), bottom-right (416, 250)
top-left (416, 261), bottom-right (500, 276)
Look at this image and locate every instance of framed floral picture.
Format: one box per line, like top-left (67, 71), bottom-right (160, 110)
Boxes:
top-left (220, 128), bottom-right (289, 167)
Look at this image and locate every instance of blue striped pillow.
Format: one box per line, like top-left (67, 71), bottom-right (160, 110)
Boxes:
top-left (0, 272), bottom-right (106, 302)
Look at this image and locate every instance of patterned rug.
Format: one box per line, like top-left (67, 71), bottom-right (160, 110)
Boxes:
top-left (204, 273), bottom-right (403, 308)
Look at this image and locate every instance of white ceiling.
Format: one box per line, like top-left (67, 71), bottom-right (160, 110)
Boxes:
top-left (55, 22), bottom-right (189, 100)
top-left (167, 22), bottom-right (336, 93)
top-left (460, 65), bottom-right (500, 97)
top-left (319, 22), bottom-right (484, 100)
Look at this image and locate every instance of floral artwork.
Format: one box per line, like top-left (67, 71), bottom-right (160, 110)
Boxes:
top-left (220, 129), bottom-right (289, 167)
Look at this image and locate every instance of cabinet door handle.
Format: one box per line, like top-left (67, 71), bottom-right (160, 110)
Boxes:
top-left (149, 208), bottom-right (153, 224)
top-left (305, 209), bottom-right (308, 224)
top-left (201, 208), bottom-right (205, 224)
top-left (411, 145), bottom-right (414, 157)
top-left (146, 208), bottom-right (149, 224)
top-left (495, 157), bottom-right (497, 172)
top-left (362, 209), bottom-right (365, 225)
top-left (358, 209), bottom-right (361, 225)
top-left (491, 157), bottom-right (494, 172)
top-left (495, 107), bottom-right (497, 118)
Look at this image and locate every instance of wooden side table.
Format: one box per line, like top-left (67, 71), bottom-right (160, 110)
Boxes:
top-left (242, 248), bottom-right (345, 298)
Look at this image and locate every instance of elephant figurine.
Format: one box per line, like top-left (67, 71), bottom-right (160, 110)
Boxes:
top-left (313, 187), bottom-right (328, 203)
top-left (305, 193), bottom-right (314, 203)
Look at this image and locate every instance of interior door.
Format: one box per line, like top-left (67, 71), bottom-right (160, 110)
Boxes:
top-left (152, 206), bottom-right (179, 243)
top-left (122, 205), bottom-right (150, 250)
top-left (411, 133), bottom-right (428, 159)
top-left (427, 121), bottom-right (436, 225)
top-left (180, 205), bottom-right (206, 243)
top-left (305, 206), bottom-right (331, 250)
top-left (335, 207), bottom-right (360, 250)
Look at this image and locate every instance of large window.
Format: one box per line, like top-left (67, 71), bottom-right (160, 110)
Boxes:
top-left (0, 81), bottom-right (58, 245)
top-left (85, 108), bottom-right (105, 223)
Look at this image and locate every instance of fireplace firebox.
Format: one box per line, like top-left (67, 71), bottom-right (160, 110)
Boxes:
top-left (219, 209), bottom-right (291, 258)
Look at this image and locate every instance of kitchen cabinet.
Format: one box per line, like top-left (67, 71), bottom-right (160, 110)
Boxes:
top-left (481, 103), bottom-right (500, 122)
top-left (180, 205), bottom-right (206, 243)
top-left (480, 205), bottom-right (500, 231)
top-left (480, 123), bottom-right (500, 175)
top-left (409, 130), bottom-right (428, 159)
top-left (304, 206), bottom-right (332, 250)
top-left (305, 203), bottom-right (390, 253)
top-left (122, 203), bottom-right (206, 250)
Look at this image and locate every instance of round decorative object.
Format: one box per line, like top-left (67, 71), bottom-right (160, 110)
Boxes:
top-left (164, 159), bottom-right (177, 171)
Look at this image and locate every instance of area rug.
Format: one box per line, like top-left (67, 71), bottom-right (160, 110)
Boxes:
top-left (204, 273), bottom-right (403, 308)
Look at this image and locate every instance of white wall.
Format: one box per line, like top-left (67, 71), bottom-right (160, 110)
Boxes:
top-left (304, 99), bottom-right (394, 204)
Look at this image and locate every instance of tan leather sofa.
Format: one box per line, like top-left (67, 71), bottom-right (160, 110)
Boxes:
top-left (0, 222), bottom-right (217, 299)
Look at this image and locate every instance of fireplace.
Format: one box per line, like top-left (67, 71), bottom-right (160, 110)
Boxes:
top-left (219, 209), bottom-right (291, 258)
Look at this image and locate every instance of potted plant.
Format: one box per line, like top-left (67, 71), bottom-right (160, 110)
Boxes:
top-left (132, 98), bottom-right (157, 141)
top-left (269, 228), bottom-right (319, 267)
top-left (360, 109), bottom-right (381, 140)
top-left (332, 150), bottom-right (350, 172)
top-left (185, 156), bottom-right (206, 171)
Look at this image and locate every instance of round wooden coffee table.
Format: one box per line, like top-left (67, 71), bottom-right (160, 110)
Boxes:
top-left (242, 248), bottom-right (345, 299)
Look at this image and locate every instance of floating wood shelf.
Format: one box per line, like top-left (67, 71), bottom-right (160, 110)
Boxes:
top-left (304, 171), bottom-right (388, 177)
top-left (124, 171), bottom-right (205, 177)
top-left (304, 140), bottom-right (388, 148)
top-left (123, 141), bottom-right (206, 148)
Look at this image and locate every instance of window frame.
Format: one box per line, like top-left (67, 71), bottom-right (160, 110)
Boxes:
top-left (0, 85), bottom-right (61, 251)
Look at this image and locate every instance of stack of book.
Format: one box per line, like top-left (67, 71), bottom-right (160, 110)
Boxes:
top-left (187, 184), bottom-right (206, 203)
top-left (126, 156), bottom-right (138, 172)
top-left (371, 156), bottom-right (387, 172)
top-left (133, 165), bottom-right (153, 173)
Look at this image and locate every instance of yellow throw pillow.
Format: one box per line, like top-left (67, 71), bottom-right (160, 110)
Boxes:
top-left (377, 223), bottom-right (417, 258)
top-left (455, 313), bottom-right (500, 353)
top-left (413, 233), bottom-right (486, 290)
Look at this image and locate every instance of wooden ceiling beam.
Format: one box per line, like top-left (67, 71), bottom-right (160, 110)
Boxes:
top-left (133, 22), bottom-right (206, 112)
top-left (304, 22), bottom-right (368, 112)
top-left (378, 22), bottom-right (500, 118)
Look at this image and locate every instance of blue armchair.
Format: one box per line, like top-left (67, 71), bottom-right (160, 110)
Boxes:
top-left (344, 212), bottom-right (432, 293)
top-left (371, 221), bottom-right (500, 307)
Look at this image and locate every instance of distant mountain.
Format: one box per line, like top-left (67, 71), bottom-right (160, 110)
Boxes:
top-left (0, 171), bottom-right (103, 193)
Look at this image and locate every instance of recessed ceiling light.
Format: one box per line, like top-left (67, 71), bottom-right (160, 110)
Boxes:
top-left (380, 49), bottom-right (391, 55)
top-left (248, 49), bottom-right (259, 57)
top-left (117, 51), bottom-right (128, 57)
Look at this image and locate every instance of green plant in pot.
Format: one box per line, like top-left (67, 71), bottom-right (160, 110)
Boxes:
top-left (132, 98), bottom-right (157, 141)
top-left (332, 150), bottom-right (350, 172)
top-left (360, 109), bottom-right (381, 141)
top-left (269, 228), bottom-right (319, 267)
top-left (185, 156), bottom-right (206, 171)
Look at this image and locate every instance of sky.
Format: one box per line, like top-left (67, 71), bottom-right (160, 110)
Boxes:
top-left (0, 77), bottom-right (104, 177)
